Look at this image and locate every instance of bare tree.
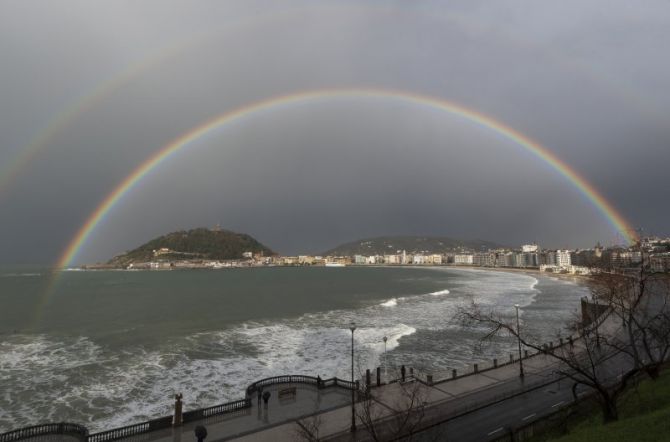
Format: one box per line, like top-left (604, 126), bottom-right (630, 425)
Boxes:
top-left (295, 413), bottom-right (323, 442)
top-left (355, 368), bottom-right (444, 441)
top-left (590, 261), bottom-right (670, 380)
top-left (458, 301), bottom-right (638, 423)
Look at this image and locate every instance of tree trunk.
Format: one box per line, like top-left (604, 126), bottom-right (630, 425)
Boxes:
top-left (645, 365), bottom-right (661, 380)
top-left (601, 399), bottom-right (619, 423)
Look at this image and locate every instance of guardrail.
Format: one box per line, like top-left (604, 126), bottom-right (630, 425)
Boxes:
top-left (3, 374), bottom-right (360, 442)
top-left (86, 397), bottom-right (253, 442)
top-left (0, 422), bottom-right (88, 442)
top-left (87, 417), bottom-right (171, 442)
top-left (182, 398), bottom-right (251, 423)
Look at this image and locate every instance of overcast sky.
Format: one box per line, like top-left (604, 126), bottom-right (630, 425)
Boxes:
top-left (1, 0), bottom-right (669, 265)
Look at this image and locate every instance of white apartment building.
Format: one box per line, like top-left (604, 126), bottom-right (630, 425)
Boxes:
top-left (556, 250), bottom-right (572, 268)
top-left (522, 244), bottom-right (539, 253)
top-left (454, 254), bottom-right (474, 265)
top-left (385, 254), bottom-right (401, 264)
top-left (413, 254), bottom-right (426, 265)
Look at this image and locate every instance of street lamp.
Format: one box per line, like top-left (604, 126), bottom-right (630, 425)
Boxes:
top-left (514, 304), bottom-right (525, 379)
top-left (383, 336), bottom-right (388, 382)
top-left (349, 322), bottom-right (357, 432)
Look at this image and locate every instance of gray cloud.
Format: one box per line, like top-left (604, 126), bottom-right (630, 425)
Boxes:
top-left (1, 0), bottom-right (668, 265)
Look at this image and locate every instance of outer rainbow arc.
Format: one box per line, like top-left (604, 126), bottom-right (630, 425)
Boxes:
top-left (3, 4), bottom-right (661, 202)
top-left (57, 87), bottom-right (637, 269)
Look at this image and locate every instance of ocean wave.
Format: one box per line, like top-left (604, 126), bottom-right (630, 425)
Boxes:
top-left (380, 298), bottom-right (397, 307)
top-left (428, 289), bottom-right (450, 296)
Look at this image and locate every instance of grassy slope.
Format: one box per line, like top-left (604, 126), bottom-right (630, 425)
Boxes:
top-left (546, 369), bottom-right (670, 442)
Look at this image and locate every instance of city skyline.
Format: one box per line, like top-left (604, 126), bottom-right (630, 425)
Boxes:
top-left (1, 0), bottom-right (669, 265)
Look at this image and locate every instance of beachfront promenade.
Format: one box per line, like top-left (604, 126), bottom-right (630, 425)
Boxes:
top-left (1, 348), bottom-right (571, 442)
top-left (233, 353), bottom-right (566, 441)
top-left (3, 299), bottom-right (623, 442)
top-left (112, 350), bottom-right (572, 442)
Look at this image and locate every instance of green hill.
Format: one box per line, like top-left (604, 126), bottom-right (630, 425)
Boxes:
top-left (534, 368), bottom-right (670, 442)
top-left (107, 228), bottom-right (275, 267)
top-left (323, 235), bottom-right (504, 256)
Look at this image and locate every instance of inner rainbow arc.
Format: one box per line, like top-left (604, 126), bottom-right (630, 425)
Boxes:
top-left (57, 87), bottom-right (637, 269)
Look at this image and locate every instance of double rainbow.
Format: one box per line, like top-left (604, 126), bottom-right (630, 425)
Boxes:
top-left (57, 87), bottom-right (636, 269)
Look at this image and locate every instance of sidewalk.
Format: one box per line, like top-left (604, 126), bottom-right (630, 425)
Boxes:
top-left (118, 383), bottom-right (351, 442)
top-left (229, 352), bottom-right (564, 441)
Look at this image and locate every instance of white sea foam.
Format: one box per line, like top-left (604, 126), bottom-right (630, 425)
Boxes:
top-left (380, 298), bottom-right (397, 307)
top-left (428, 289), bottom-right (450, 296)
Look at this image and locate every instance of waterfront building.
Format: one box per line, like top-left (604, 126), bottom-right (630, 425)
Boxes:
top-left (454, 254), bottom-right (474, 265)
top-left (556, 250), bottom-right (572, 268)
top-left (522, 252), bottom-right (539, 267)
top-left (496, 252), bottom-right (515, 267)
top-left (473, 252), bottom-right (495, 267)
top-left (384, 254), bottom-right (401, 265)
top-left (541, 250), bottom-right (557, 266)
top-left (522, 244), bottom-right (539, 253)
top-left (608, 250), bottom-right (642, 268)
top-left (299, 255), bottom-right (317, 265)
top-left (413, 254), bottom-right (425, 265)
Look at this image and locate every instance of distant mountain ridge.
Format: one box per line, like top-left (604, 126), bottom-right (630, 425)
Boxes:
top-left (107, 228), bottom-right (275, 267)
top-left (323, 236), bottom-right (505, 256)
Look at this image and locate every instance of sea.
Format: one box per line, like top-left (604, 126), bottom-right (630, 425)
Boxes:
top-left (0, 266), bottom-right (589, 433)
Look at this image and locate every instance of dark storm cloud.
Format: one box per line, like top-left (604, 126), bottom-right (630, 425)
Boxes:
top-left (1, 0), bottom-right (669, 265)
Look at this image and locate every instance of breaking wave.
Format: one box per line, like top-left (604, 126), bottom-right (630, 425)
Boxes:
top-left (428, 289), bottom-right (450, 296)
top-left (380, 298), bottom-right (397, 307)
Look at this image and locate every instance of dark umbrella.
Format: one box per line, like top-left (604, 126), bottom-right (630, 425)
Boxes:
top-left (194, 425), bottom-right (207, 442)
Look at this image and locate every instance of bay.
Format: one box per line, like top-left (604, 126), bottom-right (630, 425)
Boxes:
top-left (0, 266), bottom-right (589, 432)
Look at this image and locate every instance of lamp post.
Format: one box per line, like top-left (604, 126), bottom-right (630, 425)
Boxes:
top-left (349, 322), bottom-right (357, 433)
top-left (514, 304), bottom-right (524, 379)
top-left (383, 336), bottom-right (388, 382)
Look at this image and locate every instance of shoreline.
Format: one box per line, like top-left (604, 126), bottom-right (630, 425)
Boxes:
top-left (68, 262), bottom-right (593, 283)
